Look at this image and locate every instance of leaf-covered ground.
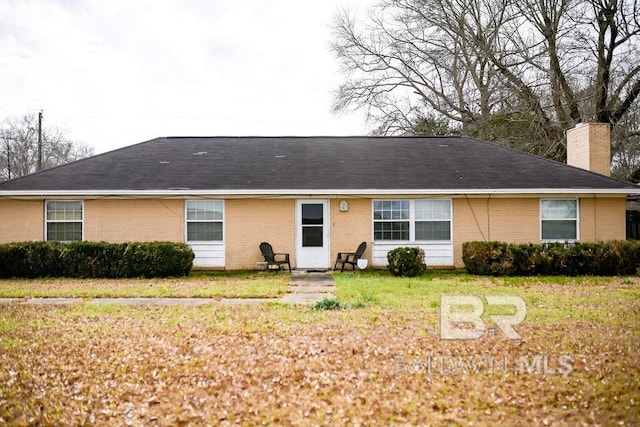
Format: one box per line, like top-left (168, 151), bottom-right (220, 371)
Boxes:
top-left (0, 275), bottom-right (638, 425)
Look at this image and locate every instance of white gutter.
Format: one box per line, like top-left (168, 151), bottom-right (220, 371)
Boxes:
top-left (1, 188), bottom-right (639, 197)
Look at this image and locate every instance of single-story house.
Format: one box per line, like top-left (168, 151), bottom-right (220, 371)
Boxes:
top-left (0, 123), bottom-right (637, 270)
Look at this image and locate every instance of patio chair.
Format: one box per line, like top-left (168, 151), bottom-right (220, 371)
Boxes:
top-left (333, 241), bottom-right (367, 272)
top-left (259, 242), bottom-right (291, 272)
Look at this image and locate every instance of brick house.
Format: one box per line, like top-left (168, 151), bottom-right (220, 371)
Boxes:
top-left (0, 123), bottom-right (636, 269)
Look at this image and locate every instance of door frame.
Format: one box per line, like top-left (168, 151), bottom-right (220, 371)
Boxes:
top-left (295, 199), bottom-right (330, 269)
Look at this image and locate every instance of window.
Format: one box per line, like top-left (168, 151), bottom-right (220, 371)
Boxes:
top-left (373, 200), bottom-right (410, 240)
top-left (186, 200), bottom-right (223, 241)
top-left (301, 203), bottom-right (324, 247)
top-left (415, 200), bottom-right (451, 240)
top-left (46, 201), bottom-right (83, 241)
top-left (541, 199), bottom-right (578, 241)
top-left (373, 200), bottom-right (451, 241)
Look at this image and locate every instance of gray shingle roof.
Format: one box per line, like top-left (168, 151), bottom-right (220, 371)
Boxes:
top-left (0, 136), bottom-right (636, 193)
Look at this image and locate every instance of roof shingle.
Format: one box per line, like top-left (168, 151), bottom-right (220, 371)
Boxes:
top-left (0, 136), bottom-right (635, 193)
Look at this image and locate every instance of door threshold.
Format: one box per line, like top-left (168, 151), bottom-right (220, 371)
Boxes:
top-left (294, 269), bottom-right (330, 273)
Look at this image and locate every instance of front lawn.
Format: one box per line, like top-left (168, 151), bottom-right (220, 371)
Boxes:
top-left (0, 271), bottom-right (638, 425)
top-left (0, 271), bottom-right (289, 299)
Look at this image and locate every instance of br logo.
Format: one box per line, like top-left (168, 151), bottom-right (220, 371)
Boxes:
top-left (439, 295), bottom-right (526, 340)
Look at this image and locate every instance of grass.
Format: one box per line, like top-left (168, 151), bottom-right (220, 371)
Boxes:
top-left (0, 271), bottom-right (289, 299)
top-left (334, 270), bottom-right (640, 323)
top-left (0, 270), bottom-right (638, 425)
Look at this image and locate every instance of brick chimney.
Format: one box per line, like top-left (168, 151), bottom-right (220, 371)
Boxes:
top-left (566, 122), bottom-right (611, 176)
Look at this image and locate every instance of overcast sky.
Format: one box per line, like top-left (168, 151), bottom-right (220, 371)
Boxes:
top-left (0, 0), bottom-right (373, 154)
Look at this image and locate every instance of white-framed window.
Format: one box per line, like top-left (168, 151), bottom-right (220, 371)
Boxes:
top-left (45, 200), bottom-right (84, 241)
top-left (415, 199), bottom-right (451, 240)
top-left (373, 200), bottom-right (410, 240)
top-left (373, 199), bottom-right (452, 241)
top-left (540, 199), bottom-right (578, 241)
top-left (186, 200), bottom-right (224, 241)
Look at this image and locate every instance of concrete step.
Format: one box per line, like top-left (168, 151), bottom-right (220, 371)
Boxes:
top-left (279, 292), bottom-right (335, 304)
top-left (288, 285), bottom-right (336, 293)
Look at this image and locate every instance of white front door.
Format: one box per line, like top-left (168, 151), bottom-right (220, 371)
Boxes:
top-left (295, 199), bottom-right (330, 269)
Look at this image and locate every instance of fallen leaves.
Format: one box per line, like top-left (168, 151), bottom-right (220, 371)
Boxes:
top-left (0, 281), bottom-right (638, 425)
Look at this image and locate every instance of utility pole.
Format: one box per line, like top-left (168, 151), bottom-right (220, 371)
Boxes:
top-left (37, 110), bottom-right (43, 171)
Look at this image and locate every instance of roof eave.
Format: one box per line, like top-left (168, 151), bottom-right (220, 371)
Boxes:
top-left (1, 188), bottom-right (638, 198)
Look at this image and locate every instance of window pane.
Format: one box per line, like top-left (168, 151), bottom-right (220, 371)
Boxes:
top-left (415, 200), bottom-right (451, 220)
top-left (373, 200), bottom-right (409, 221)
top-left (187, 222), bottom-right (223, 241)
top-left (47, 222), bottom-right (82, 241)
top-left (374, 221), bottom-right (409, 240)
top-left (415, 221), bottom-right (451, 240)
top-left (187, 201), bottom-right (223, 221)
top-left (379, 201), bottom-right (392, 220)
top-left (302, 204), bottom-right (323, 225)
top-left (302, 226), bottom-right (323, 247)
top-left (46, 201), bottom-right (82, 221)
top-left (541, 200), bottom-right (577, 219)
top-left (542, 220), bottom-right (577, 240)
top-left (394, 201), bottom-right (410, 219)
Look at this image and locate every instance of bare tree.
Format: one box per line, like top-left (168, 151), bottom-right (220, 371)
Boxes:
top-left (0, 113), bottom-right (94, 181)
top-left (332, 0), bottom-right (640, 162)
top-left (332, 0), bottom-right (507, 138)
top-left (612, 101), bottom-right (640, 181)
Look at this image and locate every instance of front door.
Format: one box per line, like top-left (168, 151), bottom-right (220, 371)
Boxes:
top-left (295, 199), bottom-right (330, 269)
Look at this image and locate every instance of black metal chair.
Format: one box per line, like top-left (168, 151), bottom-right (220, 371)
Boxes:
top-left (333, 242), bottom-right (367, 272)
top-left (259, 242), bottom-right (291, 272)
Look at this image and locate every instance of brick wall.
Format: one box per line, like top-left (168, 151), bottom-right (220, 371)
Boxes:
top-left (85, 199), bottom-right (184, 242)
top-left (579, 197), bottom-right (625, 241)
top-left (329, 198), bottom-right (372, 266)
top-left (453, 196), bottom-right (626, 267)
top-left (0, 195), bottom-right (627, 270)
top-left (225, 198), bottom-right (295, 270)
top-left (0, 199), bottom-right (43, 242)
top-left (453, 198), bottom-right (539, 266)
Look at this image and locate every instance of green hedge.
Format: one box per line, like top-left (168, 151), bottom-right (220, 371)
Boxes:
top-left (387, 246), bottom-right (428, 277)
top-left (0, 241), bottom-right (194, 279)
top-left (462, 240), bottom-right (640, 276)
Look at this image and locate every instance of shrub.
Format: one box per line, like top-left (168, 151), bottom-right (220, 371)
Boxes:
top-left (0, 241), bottom-right (65, 278)
top-left (462, 240), bottom-right (640, 276)
top-left (461, 241), bottom-right (511, 275)
top-left (0, 241), bottom-right (194, 279)
top-left (387, 247), bottom-right (427, 277)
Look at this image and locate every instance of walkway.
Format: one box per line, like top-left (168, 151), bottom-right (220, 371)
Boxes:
top-left (0, 297), bottom-right (216, 306)
top-left (279, 269), bottom-right (336, 304)
top-left (0, 270), bottom-right (337, 306)
top-left (221, 269), bottom-right (336, 305)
